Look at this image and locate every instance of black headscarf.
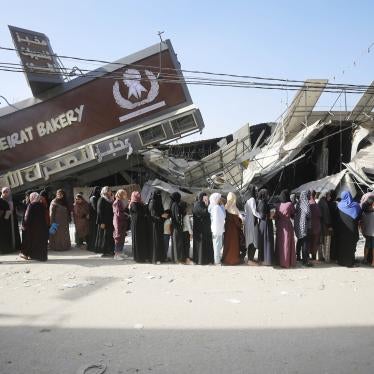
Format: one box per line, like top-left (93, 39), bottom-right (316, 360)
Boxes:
top-left (246, 184), bottom-right (257, 199)
top-left (196, 191), bottom-right (207, 202)
top-left (258, 189), bottom-right (269, 201)
top-left (171, 192), bottom-right (181, 203)
top-left (279, 189), bottom-right (291, 203)
top-left (170, 192), bottom-right (182, 229)
top-left (149, 190), bottom-right (164, 217)
top-left (89, 186), bottom-right (101, 199)
top-left (257, 188), bottom-right (269, 219)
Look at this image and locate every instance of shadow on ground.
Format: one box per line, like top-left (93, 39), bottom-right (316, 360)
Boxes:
top-left (0, 325), bottom-right (373, 373)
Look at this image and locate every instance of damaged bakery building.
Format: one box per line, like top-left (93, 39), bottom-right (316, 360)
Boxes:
top-left (0, 26), bottom-right (373, 203)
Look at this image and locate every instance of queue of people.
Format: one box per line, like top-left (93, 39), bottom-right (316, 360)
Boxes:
top-left (0, 184), bottom-right (373, 268)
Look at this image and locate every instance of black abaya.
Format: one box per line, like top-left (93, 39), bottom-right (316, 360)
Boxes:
top-left (87, 195), bottom-right (99, 251)
top-left (130, 202), bottom-right (149, 262)
top-left (0, 198), bottom-right (20, 254)
top-left (170, 192), bottom-right (184, 263)
top-left (336, 209), bottom-right (359, 267)
top-left (22, 202), bottom-right (49, 261)
top-left (148, 191), bottom-right (165, 263)
top-left (95, 197), bottom-right (114, 255)
top-left (192, 200), bottom-right (213, 264)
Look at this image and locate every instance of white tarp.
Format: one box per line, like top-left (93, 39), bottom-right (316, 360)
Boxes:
top-left (292, 170), bottom-right (347, 194)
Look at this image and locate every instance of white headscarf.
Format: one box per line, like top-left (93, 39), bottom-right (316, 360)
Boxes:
top-left (209, 193), bottom-right (221, 206)
top-left (29, 192), bottom-right (40, 204)
top-left (1, 187), bottom-right (13, 211)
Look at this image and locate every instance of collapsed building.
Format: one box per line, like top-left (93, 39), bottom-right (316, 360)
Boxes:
top-left (0, 27), bottom-right (373, 203)
top-left (143, 79), bottom-right (374, 201)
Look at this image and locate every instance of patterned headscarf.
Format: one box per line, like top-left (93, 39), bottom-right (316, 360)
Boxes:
top-left (294, 190), bottom-right (311, 238)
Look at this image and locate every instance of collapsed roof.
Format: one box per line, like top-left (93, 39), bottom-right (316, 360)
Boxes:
top-left (146, 79), bottom-right (374, 196)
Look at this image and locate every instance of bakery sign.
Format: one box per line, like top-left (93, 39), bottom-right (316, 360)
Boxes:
top-left (0, 43), bottom-right (189, 172)
top-left (0, 105), bottom-right (84, 152)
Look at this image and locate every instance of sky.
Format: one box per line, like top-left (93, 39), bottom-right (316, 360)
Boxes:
top-left (1, 0), bottom-right (374, 142)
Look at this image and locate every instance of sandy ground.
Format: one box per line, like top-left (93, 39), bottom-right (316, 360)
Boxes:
top-left (0, 234), bottom-right (373, 374)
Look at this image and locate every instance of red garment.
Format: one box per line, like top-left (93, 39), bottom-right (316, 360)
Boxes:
top-left (222, 212), bottom-right (242, 265)
top-left (275, 202), bottom-right (296, 268)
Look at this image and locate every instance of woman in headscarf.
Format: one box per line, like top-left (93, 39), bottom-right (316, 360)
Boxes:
top-left (193, 192), bottom-right (213, 265)
top-left (209, 192), bottom-right (225, 265)
top-left (256, 188), bottom-right (275, 266)
top-left (20, 192), bottom-right (49, 261)
top-left (274, 189), bottom-right (296, 268)
top-left (170, 192), bottom-right (185, 263)
top-left (361, 196), bottom-right (374, 266)
top-left (327, 189), bottom-right (339, 261)
top-left (0, 187), bottom-right (21, 254)
top-left (294, 191), bottom-right (312, 266)
top-left (73, 193), bottom-right (90, 247)
top-left (87, 186), bottom-right (101, 251)
top-left (148, 190), bottom-right (165, 263)
top-left (222, 192), bottom-right (243, 265)
top-left (318, 191), bottom-right (332, 262)
top-left (49, 189), bottom-right (71, 251)
top-left (308, 190), bottom-right (321, 261)
top-left (129, 191), bottom-right (149, 262)
top-left (95, 186), bottom-right (114, 257)
top-left (336, 191), bottom-right (361, 267)
top-left (244, 184), bottom-right (261, 265)
top-left (180, 201), bottom-right (193, 264)
top-left (113, 189), bottom-right (129, 260)
top-left (39, 190), bottom-right (50, 227)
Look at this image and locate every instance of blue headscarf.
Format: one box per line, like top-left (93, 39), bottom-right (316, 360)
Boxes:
top-left (337, 191), bottom-right (361, 220)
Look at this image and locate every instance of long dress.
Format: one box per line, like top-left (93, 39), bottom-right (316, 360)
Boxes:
top-left (257, 200), bottom-right (274, 265)
top-left (244, 197), bottom-right (260, 260)
top-left (87, 195), bottom-right (99, 251)
top-left (222, 212), bottom-right (242, 265)
top-left (73, 201), bottom-right (90, 244)
top-left (22, 202), bottom-right (49, 261)
top-left (192, 201), bottom-right (214, 264)
top-left (275, 202), bottom-right (296, 268)
top-left (328, 200), bottom-right (339, 261)
top-left (113, 199), bottom-right (129, 251)
top-left (309, 200), bottom-right (321, 258)
top-left (336, 209), bottom-right (360, 267)
top-left (171, 206), bottom-right (184, 263)
top-left (0, 198), bottom-right (14, 254)
top-left (0, 197), bottom-right (20, 254)
top-left (130, 202), bottom-right (149, 262)
top-left (95, 197), bottom-right (114, 255)
top-left (49, 199), bottom-right (71, 251)
top-left (148, 197), bottom-right (165, 263)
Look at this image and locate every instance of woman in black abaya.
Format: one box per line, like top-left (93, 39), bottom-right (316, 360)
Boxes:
top-left (148, 190), bottom-right (165, 263)
top-left (130, 191), bottom-right (149, 263)
top-left (192, 192), bottom-right (213, 265)
top-left (170, 192), bottom-right (185, 263)
top-left (336, 191), bottom-right (361, 267)
top-left (95, 186), bottom-right (114, 257)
